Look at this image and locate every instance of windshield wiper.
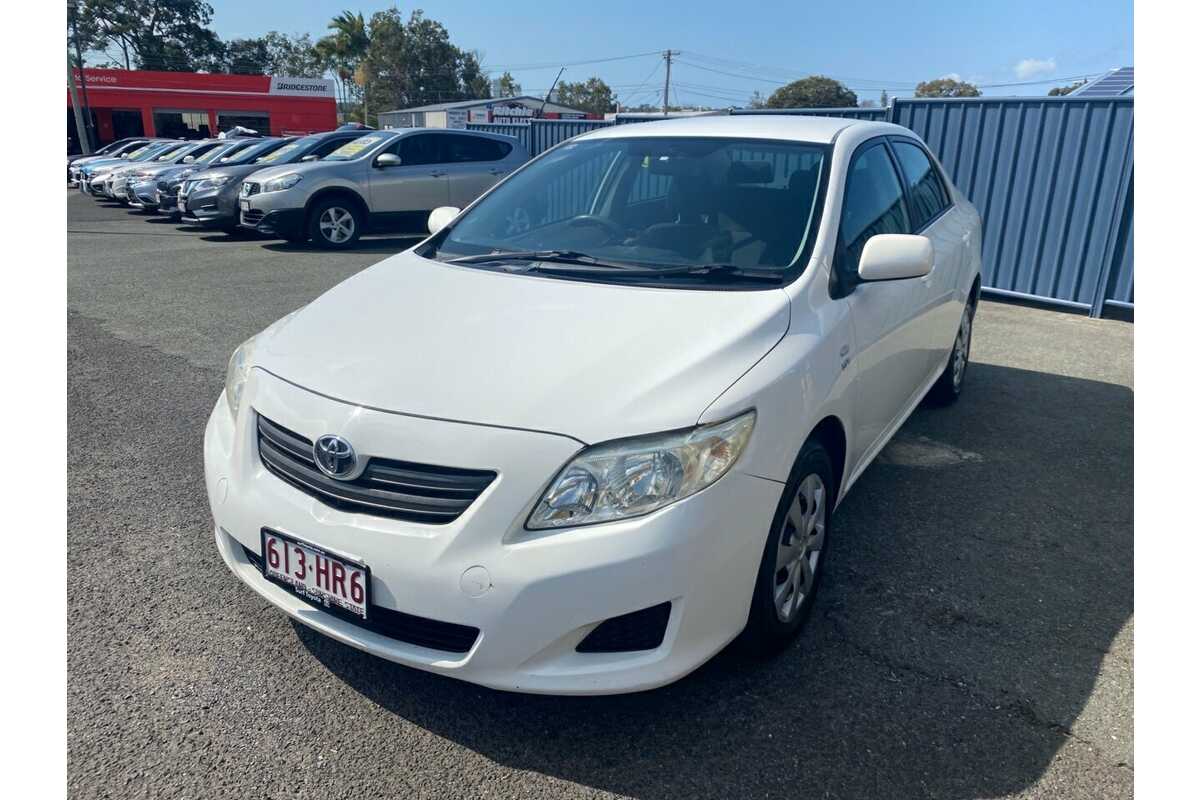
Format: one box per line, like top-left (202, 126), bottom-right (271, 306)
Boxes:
top-left (445, 250), bottom-right (643, 271)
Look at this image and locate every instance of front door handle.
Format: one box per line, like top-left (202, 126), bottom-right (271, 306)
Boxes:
top-left (429, 170), bottom-right (447, 177)
top-left (488, 168), bottom-right (507, 176)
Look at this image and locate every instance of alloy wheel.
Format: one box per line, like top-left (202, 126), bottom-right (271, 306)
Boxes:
top-left (319, 207), bottom-right (356, 244)
top-left (774, 473), bottom-right (826, 623)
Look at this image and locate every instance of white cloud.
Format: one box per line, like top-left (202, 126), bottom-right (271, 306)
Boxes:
top-left (1014, 58), bottom-right (1057, 80)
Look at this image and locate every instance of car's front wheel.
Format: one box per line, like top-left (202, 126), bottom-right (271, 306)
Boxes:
top-left (743, 439), bottom-right (834, 653)
top-left (308, 199), bottom-right (363, 249)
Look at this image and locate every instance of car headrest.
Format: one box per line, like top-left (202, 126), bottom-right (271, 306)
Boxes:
top-left (727, 161), bottom-right (774, 185)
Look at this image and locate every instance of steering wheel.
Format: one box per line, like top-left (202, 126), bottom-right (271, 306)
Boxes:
top-left (565, 214), bottom-right (624, 243)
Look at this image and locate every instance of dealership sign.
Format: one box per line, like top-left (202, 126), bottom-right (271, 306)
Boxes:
top-left (268, 76), bottom-right (336, 98)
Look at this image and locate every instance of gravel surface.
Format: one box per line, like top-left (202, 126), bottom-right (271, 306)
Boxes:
top-left (67, 192), bottom-right (1133, 799)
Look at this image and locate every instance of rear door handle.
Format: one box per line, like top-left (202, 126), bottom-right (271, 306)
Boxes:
top-left (488, 168), bottom-right (507, 176)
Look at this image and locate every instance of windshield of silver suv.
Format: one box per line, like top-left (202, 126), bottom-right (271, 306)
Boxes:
top-left (432, 137), bottom-right (828, 283)
top-left (322, 134), bottom-right (386, 161)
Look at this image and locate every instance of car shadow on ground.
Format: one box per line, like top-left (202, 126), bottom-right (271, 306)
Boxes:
top-left (260, 235), bottom-right (426, 255)
top-left (294, 360), bottom-right (1133, 799)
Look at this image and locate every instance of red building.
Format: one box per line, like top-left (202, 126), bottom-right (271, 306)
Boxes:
top-left (68, 68), bottom-right (338, 150)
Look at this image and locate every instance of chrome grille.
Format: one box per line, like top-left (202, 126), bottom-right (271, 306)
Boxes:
top-left (256, 414), bottom-right (496, 524)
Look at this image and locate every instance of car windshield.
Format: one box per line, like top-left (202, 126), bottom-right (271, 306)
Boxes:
top-left (436, 136), bottom-right (827, 278)
top-left (254, 138), bottom-right (311, 163)
top-left (222, 138), bottom-right (284, 164)
top-left (322, 134), bottom-right (386, 161)
top-left (127, 143), bottom-right (173, 161)
top-left (194, 142), bottom-right (237, 164)
top-left (154, 143), bottom-right (192, 161)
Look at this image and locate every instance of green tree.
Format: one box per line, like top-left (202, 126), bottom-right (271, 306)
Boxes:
top-left (226, 37), bottom-right (269, 74)
top-left (317, 10), bottom-right (370, 120)
top-left (359, 8), bottom-right (488, 120)
top-left (497, 71), bottom-right (521, 97)
top-left (766, 76), bottom-right (857, 108)
top-left (555, 77), bottom-right (617, 115)
top-left (261, 32), bottom-right (325, 77)
top-left (1048, 81), bottom-right (1085, 96)
top-left (74, 0), bottom-right (223, 71)
top-left (914, 77), bottom-right (981, 97)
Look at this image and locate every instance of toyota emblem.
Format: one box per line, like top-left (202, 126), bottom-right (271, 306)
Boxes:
top-left (313, 434), bottom-right (361, 480)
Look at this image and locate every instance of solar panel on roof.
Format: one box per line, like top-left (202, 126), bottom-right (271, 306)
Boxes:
top-left (1073, 67), bottom-right (1134, 96)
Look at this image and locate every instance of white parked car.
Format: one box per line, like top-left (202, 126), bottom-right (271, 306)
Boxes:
top-left (205, 115), bottom-right (982, 694)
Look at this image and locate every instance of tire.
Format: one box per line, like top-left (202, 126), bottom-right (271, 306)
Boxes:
top-left (307, 198), bottom-right (363, 250)
top-left (926, 299), bottom-right (977, 406)
top-left (742, 439), bottom-right (835, 654)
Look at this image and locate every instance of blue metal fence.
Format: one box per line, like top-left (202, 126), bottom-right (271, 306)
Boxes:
top-left (893, 97), bottom-right (1133, 316)
top-left (466, 97), bottom-right (1133, 317)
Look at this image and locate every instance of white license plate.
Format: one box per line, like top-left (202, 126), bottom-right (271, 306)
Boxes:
top-left (240, 198), bottom-right (250, 211)
top-left (260, 529), bottom-right (370, 619)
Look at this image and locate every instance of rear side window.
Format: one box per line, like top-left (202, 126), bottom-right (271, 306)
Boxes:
top-left (444, 135), bottom-right (511, 163)
top-left (840, 143), bottom-right (910, 270)
top-left (398, 134), bottom-right (444, 166)
top-left (892, 140), bottom-right (950, 230)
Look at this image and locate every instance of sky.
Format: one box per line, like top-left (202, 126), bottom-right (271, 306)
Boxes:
top-left (208, 0), bottom-right (1133, 107)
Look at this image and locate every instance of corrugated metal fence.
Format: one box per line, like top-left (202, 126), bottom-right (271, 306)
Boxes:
top-left (894, 98), bottom-right (1133, 316)
top-left (466, 97), bottom-right (1133, 316)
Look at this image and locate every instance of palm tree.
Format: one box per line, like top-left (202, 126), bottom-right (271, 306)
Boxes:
top-left (320, 11), bottom-right (370, 122)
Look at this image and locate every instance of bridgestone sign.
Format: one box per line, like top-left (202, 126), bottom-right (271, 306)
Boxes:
top-left (268, 76), bottom-right (336, 98)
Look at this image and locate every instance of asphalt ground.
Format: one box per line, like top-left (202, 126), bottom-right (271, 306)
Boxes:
top-left (67, 191), bottom-right (1134, 799)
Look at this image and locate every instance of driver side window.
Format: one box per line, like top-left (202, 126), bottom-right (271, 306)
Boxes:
top-left (840, 143), bottom-right (910, 273)
top-left (398, 134), bottom-right (444, 166)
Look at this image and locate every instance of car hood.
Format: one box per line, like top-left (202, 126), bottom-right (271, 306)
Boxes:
top-left (81, 157), bottom-right (127, 174)
top-left (246, 161), bottom-right (337, 185)
top-left (252, 251), bottom-right (791, 444)
top-left (189, 162), bottom-right (263, 183)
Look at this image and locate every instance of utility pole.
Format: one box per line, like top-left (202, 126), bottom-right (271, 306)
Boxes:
top-left (540, 67), bottom-right (565, 117)
top-left (661, 50), bottom-right (679, 116)
top-left (67, 55), bottom-right (90, 155)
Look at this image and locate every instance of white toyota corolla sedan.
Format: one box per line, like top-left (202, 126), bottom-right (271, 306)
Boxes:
top-left (205, 115), bottom-right (982, 694)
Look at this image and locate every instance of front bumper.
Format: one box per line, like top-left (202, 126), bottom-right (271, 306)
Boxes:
top-left (129, 180), bottom-right (159, 209)
top-left (180, 185), bottom-right (238, 226)
top-left (239, 207), bottom-right (306, 239)
top-left (204, 370), bottom-right (780, 694)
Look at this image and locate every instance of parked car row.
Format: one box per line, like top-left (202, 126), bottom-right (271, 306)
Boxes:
top-left (72, 128), bottom-right (530, 248)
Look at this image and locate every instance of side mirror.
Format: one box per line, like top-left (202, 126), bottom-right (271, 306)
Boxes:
top-left (375, 152), bottom-right (402, 168)
top-left (121, 154), bottom-right (130, 159)
top-left (857, 234), bottom-right (933, 282)
top-left (427, 206), bottom-right (461, 235)
top-left (300, 154), bottom-right (320, 162)
top-left (182, 155), bottom-right (195, 163)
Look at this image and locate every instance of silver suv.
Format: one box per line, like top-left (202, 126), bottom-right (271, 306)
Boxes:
top-left (238, 128), bottom-right (528, 248)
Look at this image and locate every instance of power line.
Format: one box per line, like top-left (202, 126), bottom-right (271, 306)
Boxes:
top-left (480, 49), bottom-right (661, 72)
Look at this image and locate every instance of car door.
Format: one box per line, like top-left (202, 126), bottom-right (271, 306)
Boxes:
top-left (837, 140), bottom-right (930, 468)
top-left (367, 133), bottom-right (451, 224)
top-left (440, 134), bottom-right (513, 208)
top-left (889, 137), bottom-right (965, 374)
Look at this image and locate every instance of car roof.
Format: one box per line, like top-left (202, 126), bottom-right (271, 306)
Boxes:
top-left (575, 114), bottom-right (911, 146)
top-left (378, 126), bottom-right (522, 146)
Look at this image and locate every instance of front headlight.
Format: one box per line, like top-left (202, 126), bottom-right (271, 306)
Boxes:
top-left (527, 411), bottom-right (756, 530)
top-left (224, 337), bottom-right (255, 418)
top-left (196, 175), bottom-right (230, 190)
top-left (262, 173), bottom-right (302, 193)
